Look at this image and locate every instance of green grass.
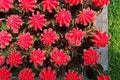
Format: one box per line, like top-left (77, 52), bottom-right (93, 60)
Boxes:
top-left (108, 0), bottom-right (120, 80)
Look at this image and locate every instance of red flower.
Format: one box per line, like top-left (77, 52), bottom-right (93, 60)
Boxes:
top-left (19, 0), bottom-right (36, 12)
top-left (79, 74), bottom-right (83, 80)
top-left (0, 66), bottom-right (12, 80)
top-left (97, 74), bottom-right (111, 80)
top-left (18, 68), bottom-right (35, 80)
top-left (92, 31), bottom-right (110, 47)
top-left (30, 49), bottom-right (46, 67)
top-left (82, 48), bottom-right (100, 66)
top-left (42, 0), bottom-right (59, 13)
top-left (65, 0), bottom-right (83, 6)
top-left (65, 71), bottom-right (80, 80)
top-left (0, 54), bottom-right (5, 65)
top-left (18, 32), bottom-right (33, 50)
top-left (65, 28), bottom-right (86, 46)
top-left (93, 0), bottom-right (110, 8)
top-left (55, 9), bottom-right (71, 27)
top-left (29, 12), bottom-right (46, 30)
top-left (6, 52), bottom-right (22, 67)
top-left (7, 15), bottom-right (22, 33)
top-left (41, 28), bottom-right (58, 45)
top-left (76, 8), bottom-right (96, 25)
top-left (0, 0), bottom-right (13, 12)
top-left (50, 48), bottom-right (70, 66)
top-left (40, 67), bottom-right (56, 80)
top-left (0, 30), bottom-right (11, 49)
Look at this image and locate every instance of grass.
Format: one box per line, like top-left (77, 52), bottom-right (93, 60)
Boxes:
top-left (108, 0), bottom-right (120, 80)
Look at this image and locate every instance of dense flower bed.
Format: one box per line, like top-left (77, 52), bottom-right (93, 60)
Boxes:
top-left (0, 0), bottom-right (110, 80)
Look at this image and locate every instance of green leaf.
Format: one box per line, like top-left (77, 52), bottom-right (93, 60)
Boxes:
top-left (1, 51), bottom-right (9, 56)
top-left (0, 23), bottom-right (9, 31)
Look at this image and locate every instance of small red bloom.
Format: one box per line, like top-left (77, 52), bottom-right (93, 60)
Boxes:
top-left (79, 74), bottom-right (83, 80)
top-left (19, 0), bottom-right (36, 12)
top-left (65, 28), bottom-right (86, 46)
top-left (82, 48), bottom-right (100, 66)
top-left (65, 71), bottom-right (80, 80)
top-left (7, 15), bottom-right (22, 33)
top-left (0, 54), bottom-right (5, 65)
top-left (29, 12), bottom-right (46, 30)
top-left (41, 28), bottom-right (58, 45)
top-left (40, 67), bottom-right (56, 80)
top-left (0, 0), bottom-right (13, 12)
top-left (55, 9), bottom-right (71, 27)
top-left (97, 74), bottom-right (111, 80)
top-left (18, 68), bottom-right (35, 80)
top-left (93, 0), bottom-right (110, 8)
top-left (0, 66), bottom-right (12, 80)
top-left (0, 30), bottom-right (11, 49)
top-left (76, 8), bottom-right (96, 25)
top-left (42, 0), bottom-right (59, 13)
top-left (65, 0), bottom-right (83, 6)
top-left (50, 48), bottom-right (70, 66)
top-left (92, 31), bottom-right (110, 47)
top-left (18, 32), bottom-right (33, 50)
top-left (6, 51), bottom-right (22, 67)
top-left (30, 49), bottom-right (46, 67)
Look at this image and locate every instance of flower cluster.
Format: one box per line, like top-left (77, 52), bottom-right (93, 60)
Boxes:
top-left (30, 49), bottom-right (46, 67)
top-left (18, 68), bottom-right (35, 80)
top-left (42, 0), bottom-right (59, 13)
top-left (50, 48), bottom-right (70, 66)
top-left (6, 51), bottom-right (22, 67)
top-left (41, 28), bottom-right (58, 45)
top-left (7, 15), bottom-right (22, 33)
top-left (19, 0), bottom-right (36, 12)
top-left (0, 0), bottom-right (111, 79)
top-left (29, 12), bottom-right (46, 30)
top-left (65, 0), bottom-right (83, 6)
top-left (40, 67), bottom-right (56, 80)
top-left (55, 9), bottom-right (72, 27)
top-left (18, 32), bottom-right (33, 50)
top-left (76, 8), bottom-right (96, 25)
top-left (93, 0), bottom-right (110, 8)
top-left (82, 48), bottom-right (100, 66)
top-left (0, 66), bottom-right (12, 80)
top-left (92, 30), bottom-right (110, 47)
top-left (0, 30), bottom-right (11, 49)
top-left (65, 28), bottom-right (86, 46)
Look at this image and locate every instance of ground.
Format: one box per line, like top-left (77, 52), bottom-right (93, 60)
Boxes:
top-left (108, 0), bottom-right (120, 80)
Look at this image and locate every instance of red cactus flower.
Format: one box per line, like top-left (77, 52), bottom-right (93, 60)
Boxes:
top-left (50, 48), bottom-right (70, 66)
top-left (19, 0), bottom-right (36, 12)
top-left (79, 74), bottom-right (83, 80)
top-left (92, 31), bottom-right (110, 47)
top-left (41, 28), bottom-right (58, 45)
top-left (65, 0), bottom-right (83, 6)
top-left (97, 74), bottom-right (111, 80)
top-left (30, 49), bottom-right (46, 67)
top-left (0, 0), bottom-right (13, 12)
top-left (76, 8), bottom-right (96, 25)
top-left (55, 9), bottom-right (71, 27)
top-left (18, 68), bottom-right (35, 80)
top-left (0, 30), bottom-right (11, 49)
top-left (0, 66), bottom-right (12, 80)
top-left (18, 32), bottom-right (33, 50)
top-left (6, 51), bottom-right (22, 67)
top-left (42, 0), bottom-right (59, 13)
top-left (93, 0), bottom-right (110, 8)
top-left (65, 71), bottom-right (80, 80)
top-left (7, 15), bottom-right (22, 33)
top-left (65, 28), bottom-right (86, 46)
top-left (40, 67), bottom-right (56, 80)
top-left (82, 48), bottom-right (100, 66)
top-left (29, 12), bottom-right (46, 30)
top-left (0, 54), bottom-right (5, 65)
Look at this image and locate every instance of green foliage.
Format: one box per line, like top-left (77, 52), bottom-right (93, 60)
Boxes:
top-left (108, 0), bottom-right (120, 80)
top-left (0, 22), bottom-right (9, 31)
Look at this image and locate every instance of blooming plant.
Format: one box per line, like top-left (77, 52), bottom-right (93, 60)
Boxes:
top-left (0, 0), bottom-right (110, 80)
